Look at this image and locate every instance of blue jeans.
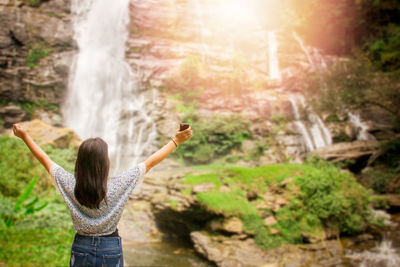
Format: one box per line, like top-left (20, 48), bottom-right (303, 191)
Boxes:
top-left (70, 234), bottom-right (124, 267)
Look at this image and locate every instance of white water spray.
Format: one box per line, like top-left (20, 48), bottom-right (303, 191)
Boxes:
top-left (348, 112), bottom-right (375, 141)
top-left (64, 0), bottom-right (157, 175)
top-left (292, 31), bottom-right (315, 69)
top-left (289, 95), bottom-right (332, 152)
top-left (268, 31), bottom-right (281, 80)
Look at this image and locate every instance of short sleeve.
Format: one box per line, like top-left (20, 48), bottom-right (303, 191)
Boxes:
top-left (132, 162), bottom-right (146, 193)
top-left (49, 162), bottom-right (75, 197)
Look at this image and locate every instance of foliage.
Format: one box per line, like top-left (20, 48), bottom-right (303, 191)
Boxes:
top-left (26, 43), bottom-right (51, 68)
top-left (294, 161), bottom-right (371, 234)
top-left (284, 0), bottom-right (400, 70)
top-left (182, 161), bottom-right (372, 250)
top-left (175, 111), bottom-right (251, 163)
top-left (365, 24), bottom-right (400, 71)
top-left (0, 133), bottom-right (76, 266)
top-left (26, 0), bottom-right (43, 7)
top-left (3, 176), bottom-right (48, 227)
top-left (362, 168), bottom-right (397, 194)
top-left (164, 55), bottom-right (205, 103)
top-left (0, 135), bottom-right (49, 197)
top-left (17, 99), bottom-right (59, 118)
top-left (0, 135), bottom-right (76, 197)
top-left (301, 59), bottom-right (400, 129)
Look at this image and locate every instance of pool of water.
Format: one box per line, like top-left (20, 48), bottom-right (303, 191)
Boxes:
top-left (123, 240), bottom-right (215, 267)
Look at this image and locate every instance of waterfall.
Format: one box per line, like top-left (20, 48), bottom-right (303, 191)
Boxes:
top-left (292, 31), bottom-right (315, 69)
top-left (289, 95), bottom-right (332, 152)
top-left (192, 0), bottom-right (209, 62)
top-left (348, 112), bottom-right (376, 141)
top-left (64, 0), bottom-right (157, 175)
top-left (268, 31), bottom-right (281, 80)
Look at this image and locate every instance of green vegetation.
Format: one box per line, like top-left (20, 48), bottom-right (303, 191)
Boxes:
top-left (26, 43), bottom-right (51, 68)
top-left (0, 134), bottom-right (76, 266)
top-left (0, 227), bottom-right (75, 266)
top-left (27, 0), bottom-right (43, 7)
top-left (165, 55), bottom-right (205, 104)
top-left (285, 0), bottom-right (400, 72)
top-left (175, 109), bottom-right (251, 163)
top-left (0, 135), bottom-right (76, 197)
top-left (17, 99), bottom-right (59, 118)
top-left (2, 176), bottom-right (48, 227)
top-left (301, 59), bottom-right (400, 130)
top-left (183, 160), bottom-right (373, 249)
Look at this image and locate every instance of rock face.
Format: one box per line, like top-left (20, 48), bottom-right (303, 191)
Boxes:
top-left (124, 0), bottom-right (397, 164)
top-left (0, 0), bottom-right (74, 126)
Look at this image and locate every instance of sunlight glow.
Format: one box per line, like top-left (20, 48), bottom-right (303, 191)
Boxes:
top-left (217, 0), bottom-right (257, 26)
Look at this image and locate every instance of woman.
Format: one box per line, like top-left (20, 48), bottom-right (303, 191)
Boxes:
top-left (12, 123), bottom-right (192, 267)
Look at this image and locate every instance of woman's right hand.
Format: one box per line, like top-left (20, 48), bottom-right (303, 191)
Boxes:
top-left (13, 123), bottom-right (28, 140)
top-left (174, 127), bottom-right (193, 145)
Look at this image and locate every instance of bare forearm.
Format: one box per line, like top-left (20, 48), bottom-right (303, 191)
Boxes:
top-left (144, 140), bottom-right (176, 173)
top-left (22, 134), bottom-right (52, 173)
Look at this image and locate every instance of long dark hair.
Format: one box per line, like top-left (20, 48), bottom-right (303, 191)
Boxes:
top-left (74, 137), bottom-right (110, 209)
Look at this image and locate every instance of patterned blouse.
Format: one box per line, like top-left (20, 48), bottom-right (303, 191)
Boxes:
top-left (49, 162), bottom-right (146, 236)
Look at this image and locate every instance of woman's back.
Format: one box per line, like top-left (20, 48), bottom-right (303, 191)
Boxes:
top-left (50, 162), bottom-right (146, 236)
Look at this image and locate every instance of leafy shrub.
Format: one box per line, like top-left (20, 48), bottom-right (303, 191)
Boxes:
top-left (164, 55), bottom-right (204, 103)
top-left (294, 161), bottom-right (371, 234)
top-left (0, 135), bottom-right (49, 197)
top-left (0, 135), bottom-right (77, 197)
top-left (176, 112), bottom-right (251, 163)
top-left (2, 176), bottom-right (48, 227)
top-left (365, 24), bottom-right (400, 71)
top-left (301, 59), bottom-right (400, 129)
top-left (362, 168), bottom-right (397, 194)
top-left (183, 161), bottom-right (372, 250)
top-left (26, 43), bottom-right (50, 68)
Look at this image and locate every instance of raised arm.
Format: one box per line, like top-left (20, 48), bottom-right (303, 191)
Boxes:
top-left (144, 127), bottom-right (193, 173)
top-left (13, 123), bottom-right (53, 173)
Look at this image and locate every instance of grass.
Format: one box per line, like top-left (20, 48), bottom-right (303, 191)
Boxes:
top-left (0, 135), bottom-right (77, 198)
top-left (0, 227), bottom-right (75, 266)
top-left (0, 133), bottom-right (77, 266)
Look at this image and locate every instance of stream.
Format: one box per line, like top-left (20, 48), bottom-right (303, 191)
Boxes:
top-left (344, 213), bottom-right (400, 267)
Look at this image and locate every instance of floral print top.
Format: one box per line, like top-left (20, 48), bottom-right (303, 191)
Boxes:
top-left (50, 162), bottom-right (146, 236)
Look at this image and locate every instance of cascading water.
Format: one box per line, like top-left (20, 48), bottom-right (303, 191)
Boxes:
top-left (293, 31), bottom-right (327, 70)
top-left (268, 31), bottom-right (281, 80)
top-left (64, 0), bottom-right (157, 176)
top-left (348, 112), bottom-right (376, 141)
top-left (289, 95), bottom-right (332, 152)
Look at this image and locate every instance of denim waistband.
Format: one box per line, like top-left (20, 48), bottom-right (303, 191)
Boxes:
top-left (73, 233), bottom-right (121, 248)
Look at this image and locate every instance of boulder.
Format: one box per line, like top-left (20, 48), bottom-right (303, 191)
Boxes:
top-left (0, 104), bottom-right (29, 128)
top-left (9, 119), bottom-right (82, 149)
top-left (208, 217), bottom-right (243, 234)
